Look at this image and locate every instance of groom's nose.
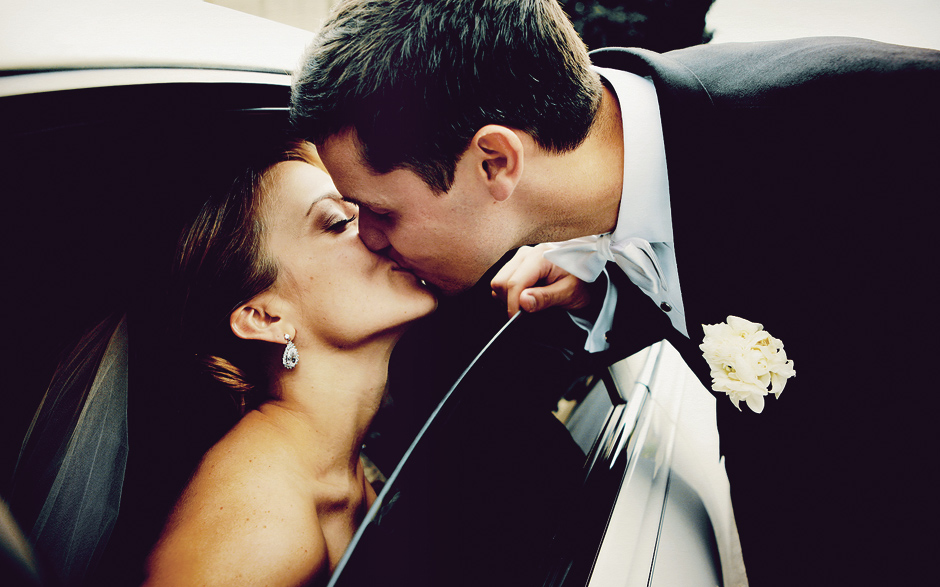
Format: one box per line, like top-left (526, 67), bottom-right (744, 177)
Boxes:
top-left (357, 212), bottom-right (391, 251)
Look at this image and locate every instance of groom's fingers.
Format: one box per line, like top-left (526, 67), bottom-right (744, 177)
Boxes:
top-left (491, 246), bottom-right (553, 316)
top-left (491, 244), bottom-right (568, 317)
top-left (520, 275), bottom-right (591, 313)
top-left (490, 246), bottom-right (530, 294)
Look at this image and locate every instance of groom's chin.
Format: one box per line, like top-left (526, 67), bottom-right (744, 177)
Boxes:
top-left (431, 280), bottom-right (470, 297)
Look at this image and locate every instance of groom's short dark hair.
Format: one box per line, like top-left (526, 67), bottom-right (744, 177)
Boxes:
top-left (291, 0), bottom-right (603, 193)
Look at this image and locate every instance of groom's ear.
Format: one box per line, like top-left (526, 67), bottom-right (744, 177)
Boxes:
top-left (471, 125), bottom-right (524, 202)
top-left (230, 291), bottom-right (291, 344)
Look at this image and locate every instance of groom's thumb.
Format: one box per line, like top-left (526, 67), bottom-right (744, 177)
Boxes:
top-left (520, 285), bottom-right (565, 313)
top-left (520, 277), bottom-right (590, 313)
top-left (520, 290), bottom-right (539, 313)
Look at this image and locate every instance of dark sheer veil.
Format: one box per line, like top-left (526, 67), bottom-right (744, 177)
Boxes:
top-left (9, 315), bottom-right (129, 586)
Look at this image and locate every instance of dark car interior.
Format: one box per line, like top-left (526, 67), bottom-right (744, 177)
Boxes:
top-left (1, 80), bottom-right (303, 584)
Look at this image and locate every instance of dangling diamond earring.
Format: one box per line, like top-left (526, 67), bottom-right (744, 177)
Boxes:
top-left (282, 334), bottom-right (299, 370)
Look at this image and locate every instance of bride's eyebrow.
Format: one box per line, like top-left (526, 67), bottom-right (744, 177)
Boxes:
top-left (304, 193), bottom-right (342, 218)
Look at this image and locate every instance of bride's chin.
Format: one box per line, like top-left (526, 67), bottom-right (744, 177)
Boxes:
top-left (400, 299), bottom-right (438, 326)
top-left (409, 275), bottom-right (441, 304)
top-left (399, 300), bottom-right (438, 334)
top-left (394, 274), bottom-right (439, 312)
top-left (414, 287), bottom-right (439, 315)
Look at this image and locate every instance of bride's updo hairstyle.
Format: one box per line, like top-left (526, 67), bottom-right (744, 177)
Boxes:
top-left (174, 140), bottom-right (322, 413)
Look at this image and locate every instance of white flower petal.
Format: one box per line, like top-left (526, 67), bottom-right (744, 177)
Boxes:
top-left (728, 315), bottom-right (762, 334)
top-left (770, 371), bottom-right (789, 398)
top-left (744, 393), bottom-right (765, 413)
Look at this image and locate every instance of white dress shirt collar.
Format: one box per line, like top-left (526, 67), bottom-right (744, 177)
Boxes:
top-left (597, 66), bottom-right (674, 245)
top-left (598, 66), bottom-right (687, 338)
top-left (545, 67), bottom-right (688, 349)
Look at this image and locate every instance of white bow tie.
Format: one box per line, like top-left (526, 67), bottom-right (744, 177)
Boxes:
top-left (543, 233), bottom-right (667, 299)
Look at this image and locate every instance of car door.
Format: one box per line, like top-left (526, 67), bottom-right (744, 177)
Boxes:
top-left (330, 313), bottom-right (740, 586)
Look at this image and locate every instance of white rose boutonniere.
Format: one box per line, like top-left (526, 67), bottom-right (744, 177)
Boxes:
top-left (699, 315), bottom-right (795, 413)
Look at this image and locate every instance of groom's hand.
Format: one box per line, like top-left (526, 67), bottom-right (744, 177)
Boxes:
top-left (490, 244), bottom-right (591, 318)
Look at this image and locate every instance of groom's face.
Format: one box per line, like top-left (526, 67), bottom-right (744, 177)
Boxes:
top-left (318, 129), bottom-right (506, 295)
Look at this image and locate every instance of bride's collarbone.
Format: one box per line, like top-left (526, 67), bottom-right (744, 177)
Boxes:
top-left (312, 468), bottom-right (369, 517)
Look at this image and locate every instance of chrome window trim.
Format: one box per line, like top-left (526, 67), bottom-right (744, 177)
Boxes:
top-left (0, 68), bottom-right (292, 99)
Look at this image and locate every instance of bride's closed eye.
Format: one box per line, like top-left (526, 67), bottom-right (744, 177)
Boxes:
top-left (325, 213), bottom-right (358, 233)
top-left (311, 196), bottom-right (358, 233)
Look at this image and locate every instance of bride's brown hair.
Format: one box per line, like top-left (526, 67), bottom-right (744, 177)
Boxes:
top-left (174, 140), bottom-right (324, 413)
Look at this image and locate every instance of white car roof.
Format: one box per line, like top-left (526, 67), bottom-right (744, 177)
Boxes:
top-left (0, 0), bottom-right (313, 96)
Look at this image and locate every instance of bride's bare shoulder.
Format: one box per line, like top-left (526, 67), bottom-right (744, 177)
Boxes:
top-left (144, 412), bottom-right (328, 586)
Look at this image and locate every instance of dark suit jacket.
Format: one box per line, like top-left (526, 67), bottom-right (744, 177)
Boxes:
top-left (589, 37), bottom-right (940, 586)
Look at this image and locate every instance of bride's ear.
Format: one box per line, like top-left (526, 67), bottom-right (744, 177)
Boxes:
top-left (230, 293), bottom-right (291, 344)
top-left (471, 125), bottom-right (524, 202)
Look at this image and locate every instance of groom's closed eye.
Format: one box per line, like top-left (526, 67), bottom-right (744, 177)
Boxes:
top-left (342, 197), bottom-right (390, 217)
top-left (357, 205), bottom-right (392, 220)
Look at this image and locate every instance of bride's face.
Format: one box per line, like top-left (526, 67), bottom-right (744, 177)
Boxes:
top-left (262, 160), bottom-right (437, 347)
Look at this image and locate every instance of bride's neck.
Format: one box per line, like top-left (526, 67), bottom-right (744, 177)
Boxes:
top-left (261, 340), bottom-right (394, 476)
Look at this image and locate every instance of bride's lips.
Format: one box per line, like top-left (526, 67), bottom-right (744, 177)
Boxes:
top-left (388, 258), bottom-right (409, 273)
top-left (389, 260), bottom-right (434, 290)
top-left (389, 258), bottom-right (418, 278)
